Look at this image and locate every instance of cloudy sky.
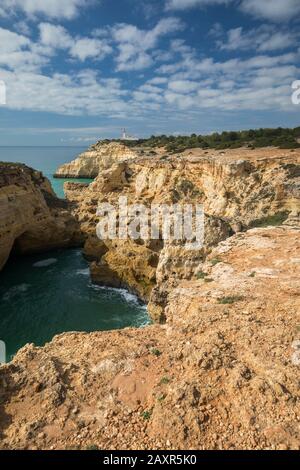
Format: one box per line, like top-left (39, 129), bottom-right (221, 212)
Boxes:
top-left (0, 0), bottom-right (299, 145)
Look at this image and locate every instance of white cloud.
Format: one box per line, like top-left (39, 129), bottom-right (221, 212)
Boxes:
top-left (166, 0), bottom-right (300, 22)
top-left (0, 67), bottom-right (128, 116)
top-left (209, 22), bottom-right (224, 38)
top-left (168, 80), bottom-right (200, 93)
top-left (148, 77), bottom-right (169, 85)
top-left (112, 17), bottom-right (184, 71)
top-left (39, 23), bottom-right (72, 49)
top-left (166, 0), bottom-right (230, 10)
top-left (39, 23), bottom-right (112, 62)
top-left (112, 18), bottom-right (184, 49)
top-left (240, 0), bottom-right (300, 22)
top-left (0, 28), bottom-right (30, 54)
top-left (0, 27), bottom-right (49, 71)
top-left (61, 136), bottom-right (100, 142)
top-left (0, 13), bottom-right (298, 121)
top-left (217, 26), bottom-right (297, 52)
top-left (14, 21), bottom-right (31, 36)
top-left (70, 38), bottom-right (112, 61)
top-left (259, 32), bottom-right (296, 52)
top-left (0, 0), bottom-right (90, 20)
top-left (156, 45), bottom-right (300, 113)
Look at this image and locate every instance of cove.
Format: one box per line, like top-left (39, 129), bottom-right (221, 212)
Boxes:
top-left (47, 175), bottom-right (94, 199)
top-left (0, 248), bottom-right (150, 361)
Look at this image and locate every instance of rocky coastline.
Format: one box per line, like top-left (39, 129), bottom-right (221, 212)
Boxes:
top-left (54, 142), bottom-right (139, 179)
top-left (0, 162), bottom-right (83, 272)
top-left (0, 144), bottom-right (299, 450)
top-left (64, 145), bottom-right (300, 321)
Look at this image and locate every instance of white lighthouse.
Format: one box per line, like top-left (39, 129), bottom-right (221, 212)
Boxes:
top-left (121, 128), bottom-right (136, 141)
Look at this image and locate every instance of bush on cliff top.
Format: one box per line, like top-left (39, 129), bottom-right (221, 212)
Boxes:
top-left (107, 126), bottom-right (300, 153)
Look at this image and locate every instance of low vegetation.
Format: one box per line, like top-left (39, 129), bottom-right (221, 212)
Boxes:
top-left (218, 295), bottom-right (244, 304)
top-left (151, 348), bottom-right (162, 357)
top-left (141, 410), bottom-right (152, 421)
top-left (159, 376), bottom-right (170, 385)
top-left (104, 127), bottom-right (300, 153)
top-left (196, 271), bottom-right (208, 279)
top-left (250, 212), bottom-right (289, 228)
top-left (210, 258), bottom-right (223, 266)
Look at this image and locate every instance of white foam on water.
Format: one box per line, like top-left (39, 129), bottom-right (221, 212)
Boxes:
top-left (91, 284), bottom-right (147, 310)
top-left (119, 288), bottom-right (142, 305)
top-left (33, 258), bottom-right (58, 268)
top-left (77, 268), bottom-right (90, 276)
top-left (2, 284), bottom-right (31, 301)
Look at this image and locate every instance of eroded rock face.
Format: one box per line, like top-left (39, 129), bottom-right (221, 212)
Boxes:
top-left (1, 226), bottom-right (299, 450)
top-left (0, 163), bottom-right (83, 271)
top-left (63, 149), bottom-right (300, 317)
top-left (54, 142), bottom-right (138, 179)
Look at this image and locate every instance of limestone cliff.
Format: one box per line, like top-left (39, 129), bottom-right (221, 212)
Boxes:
top-left (0, 162), bottom-right (83, 271)
top-left (64, 147), bottom-right (300, 318)
top-left (0, 226), bottom-right (299, 450)
top-left (54, 142), bottom-right (139, 179)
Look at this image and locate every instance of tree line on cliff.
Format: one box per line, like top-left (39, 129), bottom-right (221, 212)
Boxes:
top-left (103, 126), bottom-right (300, 153)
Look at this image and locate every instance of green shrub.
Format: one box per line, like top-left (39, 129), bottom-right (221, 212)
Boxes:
top-left (210, 258), bottom-right (222, 266)
top-left (141, 410), bottom-right (152, 420)
top-left (218, 295), bottom-right (244, 304)
top-left (250, 212), bottom-right (289, 228)
top-left (151, 348), bottom-right (162, 357)
top-left (196, 271), bottom-right (208, 279)
top-left (160, 376), bottom-right (170, 385)
top-left (116, 127), bottom-right (300, 152)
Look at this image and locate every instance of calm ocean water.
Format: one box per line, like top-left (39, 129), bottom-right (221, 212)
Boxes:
top-left (0, 146), bottom-right (89, 198)
top-left (0, 147), bottom-right (149, 360)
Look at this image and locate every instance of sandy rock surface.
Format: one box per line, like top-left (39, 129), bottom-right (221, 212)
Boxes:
top-left (0, 226), bottom-right (299, 450)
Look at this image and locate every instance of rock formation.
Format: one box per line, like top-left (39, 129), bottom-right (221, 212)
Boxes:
top-left (0, 225), bottom-right (299, 450)
top-left (63, 147), bottom-right (300, 319)
top-left (54, 142), bottom-right (139, 179)
top-left (0, 162), bottom-right (83, 271)
top-left (0, 145), bottom-right (300, 450)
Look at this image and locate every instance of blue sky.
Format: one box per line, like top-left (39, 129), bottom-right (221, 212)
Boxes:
top-left (0, 0), bottom-right (299, 145)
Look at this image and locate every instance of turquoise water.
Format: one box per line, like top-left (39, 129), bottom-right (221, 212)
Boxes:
top-left (0, 146), bottom-right (92, 199)
top-left (0, 249), bottom-right (149, 361)
top-left (0, 147), bottom-right (150, 360)
top-left (47, 175), bottom-right (94, 199)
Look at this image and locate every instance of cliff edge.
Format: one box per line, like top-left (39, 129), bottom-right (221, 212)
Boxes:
top-left (0, 225), bottom-right (299, 450)
top-left (54, 142), bottom-right (139, 179)
top-left (0, 162), bottom-right (83, 271)
top-left (63, 147), bottom-right (300, 318)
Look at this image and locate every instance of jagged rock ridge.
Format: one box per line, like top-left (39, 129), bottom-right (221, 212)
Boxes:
top-left (63, 147), bottom-right (300, 320)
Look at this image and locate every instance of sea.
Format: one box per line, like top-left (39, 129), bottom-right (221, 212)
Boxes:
top-left (0, 147), bottom-right (149, 360)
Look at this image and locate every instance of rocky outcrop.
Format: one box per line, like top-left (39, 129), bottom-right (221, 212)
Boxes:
top-left (63, 148), bottom-right (300, 317)
top-left (0, 225), bottom-right (299, 450)
top-left (54, 142), bottom-right (139, 178)
top-left (0, 147), bottom-right (300, 450)
top-left (0, 162), bottom-right (83, 271)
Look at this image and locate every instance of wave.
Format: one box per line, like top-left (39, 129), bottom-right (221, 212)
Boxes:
top-left (33, 258), bottom-right (58, 268)
top-left (91, 284), bottom-right (147, 309)
top-left (76, 268), bottom-right (90, 276)
top-left (2, 283), bottom-right (31, 301)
